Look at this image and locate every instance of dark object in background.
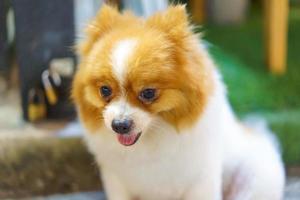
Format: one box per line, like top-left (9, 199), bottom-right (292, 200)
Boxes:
top-left (12, 0), bottom-right (76, 120)
top-left (207, 0), bottom-right (249, 25)
top-left (0, 0), bottom-right (9, 74)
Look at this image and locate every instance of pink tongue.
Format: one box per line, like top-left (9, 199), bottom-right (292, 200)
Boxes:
top-left (117, 133), bottom-right (138, 146)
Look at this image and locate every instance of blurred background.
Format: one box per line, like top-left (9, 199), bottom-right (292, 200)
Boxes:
top-left (0, 0), bottom-right (299, 199)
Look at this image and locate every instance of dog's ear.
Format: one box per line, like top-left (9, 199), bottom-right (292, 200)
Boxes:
top-left (146, 5), bottom-right (191, 45)
top-left (78, 4), bottom-right (120, 56)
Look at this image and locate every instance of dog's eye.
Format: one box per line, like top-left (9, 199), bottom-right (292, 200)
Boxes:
top-left (139, 88), bottom-right (157, 103)
top-left (100, 86), bottom-right (112, 99)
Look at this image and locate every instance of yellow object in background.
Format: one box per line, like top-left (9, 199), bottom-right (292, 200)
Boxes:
top-left (264, 0), bottom-right (289, 74)
top-left (28, 104), bottom-right (46, 122)
top-left (190, 0), bottom-right (205, 24)
top-left (28, 88), bottom-right (46, 122)
top-left (44, 86), bottom-right (58, 105)
top-left (42, 69), bottom-right (60, 105)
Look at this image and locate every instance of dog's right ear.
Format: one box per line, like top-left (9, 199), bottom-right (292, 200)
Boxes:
top-left (78, 4), bottom-right (120, 56)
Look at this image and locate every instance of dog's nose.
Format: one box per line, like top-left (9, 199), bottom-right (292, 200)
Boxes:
top-left (111, 119), bottom-right (133, 134)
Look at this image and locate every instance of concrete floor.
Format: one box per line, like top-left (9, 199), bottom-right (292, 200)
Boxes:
top-left (18, 177), bottom-right (300, 200)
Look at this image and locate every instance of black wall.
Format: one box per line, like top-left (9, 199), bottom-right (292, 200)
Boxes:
top-left (13, 0), bottom-right (76, 120)
top-left (0, 0), bottom-right (9, 73)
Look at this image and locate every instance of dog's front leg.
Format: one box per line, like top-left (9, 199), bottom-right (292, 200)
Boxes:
top-left (101, 167), bottom-right (131, 200)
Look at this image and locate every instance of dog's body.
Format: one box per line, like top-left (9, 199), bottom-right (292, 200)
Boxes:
top-left (73, 5), bottom-right (285, 200)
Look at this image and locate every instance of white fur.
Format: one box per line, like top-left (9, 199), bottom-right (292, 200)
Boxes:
top-left (103, 97), bottom-right (152, 134)
top-left (111, 39), bottom-right (137, 84)
top-left (83, 44), bottom-right (285, 200)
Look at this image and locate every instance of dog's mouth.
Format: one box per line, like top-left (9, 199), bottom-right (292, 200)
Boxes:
top-left (117, 132), bottom-right (142, 146)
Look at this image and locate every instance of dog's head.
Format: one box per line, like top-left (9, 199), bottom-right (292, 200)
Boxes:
top-left (72, 5), bottom-right (213, 146)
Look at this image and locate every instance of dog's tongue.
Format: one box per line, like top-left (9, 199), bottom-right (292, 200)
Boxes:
top-left (117, 133), bottom-right (138, 146)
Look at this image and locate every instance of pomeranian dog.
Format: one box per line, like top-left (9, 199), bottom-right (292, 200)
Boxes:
top-left (72, 4), bottom-right (285, 200)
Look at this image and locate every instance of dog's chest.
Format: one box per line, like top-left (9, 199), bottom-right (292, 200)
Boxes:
top-left (85, 128), bottom-right (210, 198)
top-left (111, 149), bottom-right (197, 198)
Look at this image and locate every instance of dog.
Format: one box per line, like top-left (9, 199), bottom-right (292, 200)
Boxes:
top-left (72, 4), bottom-right (285, 200)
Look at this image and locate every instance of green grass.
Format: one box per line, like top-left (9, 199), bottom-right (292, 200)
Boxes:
top-left (202, 7), bottom-right (300, 165)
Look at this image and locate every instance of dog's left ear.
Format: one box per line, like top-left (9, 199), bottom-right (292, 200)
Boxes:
top-left (146, 5), bottom-right (191, 44)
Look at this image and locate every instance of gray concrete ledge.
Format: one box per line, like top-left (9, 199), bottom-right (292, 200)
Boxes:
top-left (0, 136), bottom-right (101, 199)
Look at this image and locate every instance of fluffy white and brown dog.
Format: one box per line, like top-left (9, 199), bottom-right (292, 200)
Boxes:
top-left (72, 5), bottom-right (285, 200)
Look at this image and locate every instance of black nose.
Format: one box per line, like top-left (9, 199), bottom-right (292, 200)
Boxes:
top-left (111, 119), bottom-right (133, 134)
